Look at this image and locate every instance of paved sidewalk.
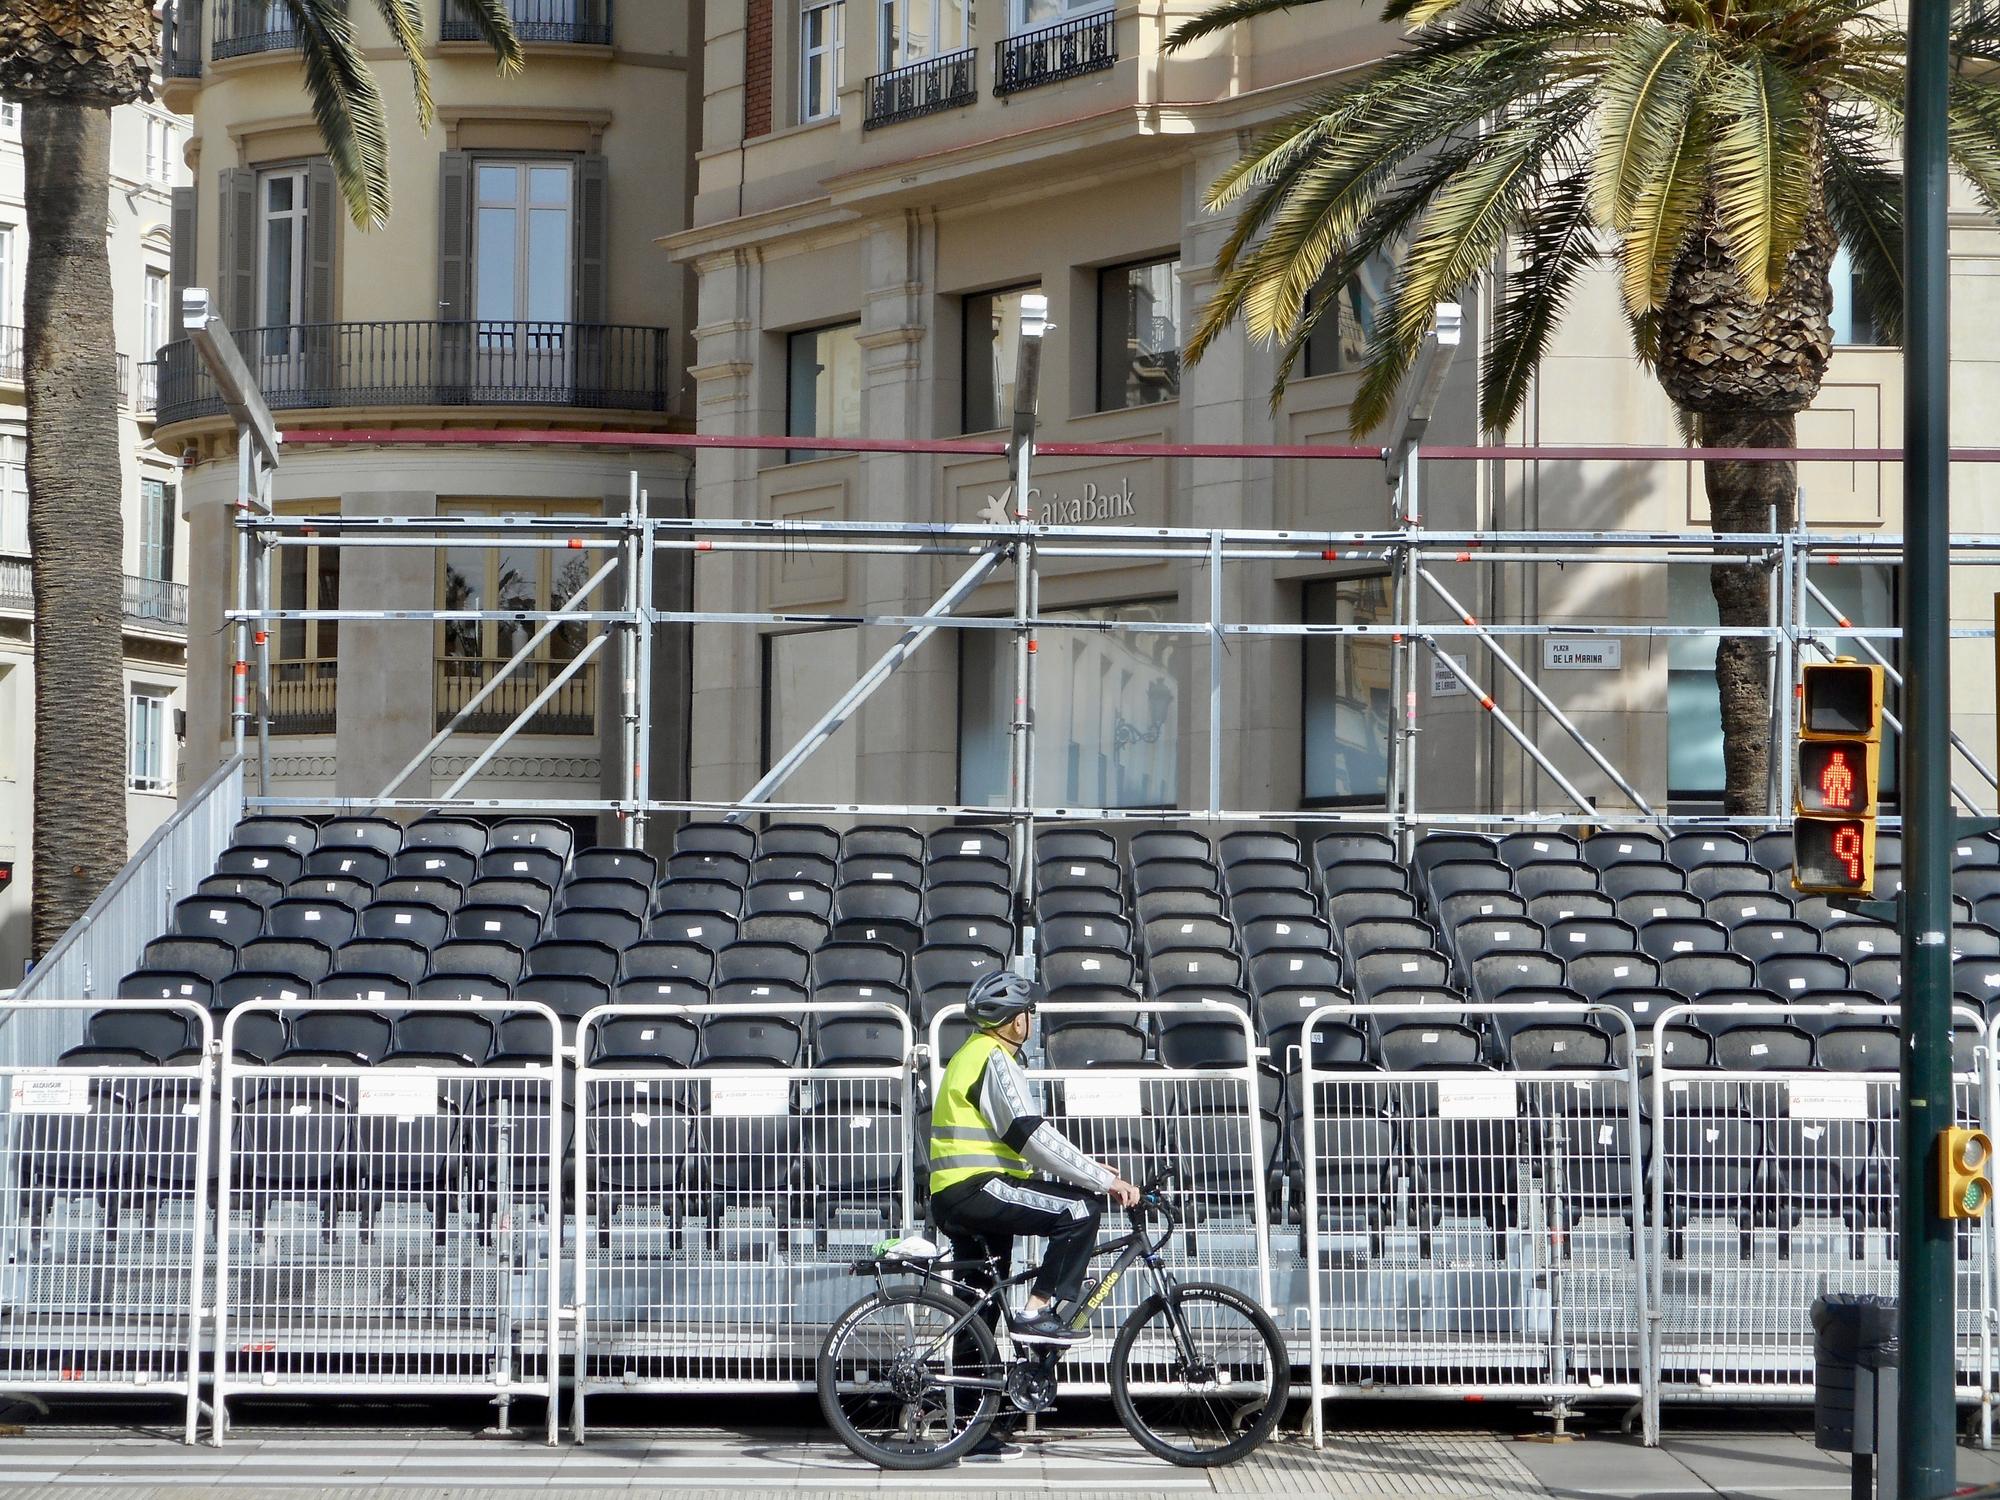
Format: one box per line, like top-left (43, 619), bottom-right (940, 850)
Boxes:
top-left (0, 1406), bottom-right (1991, 1497)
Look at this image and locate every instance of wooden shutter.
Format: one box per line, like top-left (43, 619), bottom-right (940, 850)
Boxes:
top-left (575, 153), bottom-right (609, 325)
top-left (304, 158), bottom-right (337, 323)
top-left (162, 483), bottom-right (178, 582)
top-left (217, 166), bottom-right (258, 333)
top-left (168, 185), bottom-right (197, 335)
top-left (436, 151), bottom-right (471, 322)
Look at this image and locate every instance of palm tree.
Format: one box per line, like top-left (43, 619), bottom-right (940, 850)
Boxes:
top-left (0, 3), bottom-right (520, 958)
top-left (1171, 0), bottom-right (2000, 815)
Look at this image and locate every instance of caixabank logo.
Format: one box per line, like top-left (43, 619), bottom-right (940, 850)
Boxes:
top-left (979, 478), bottom-right (1138, 527)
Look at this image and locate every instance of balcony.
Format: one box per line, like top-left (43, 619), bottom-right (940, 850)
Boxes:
top-left (442, 0), bottom-right (612, 46)
top-left (265, 660), bottom-right (337, 736)
top-left (994, 11), bottom-right (1115, 96)
top-left (162, 0), bottom-right (203, 76)
top-left (135, 361), bottom-right (159, 417)
top-left (153, 320), bottom-right (671, 428)
top-left (211, 0), bottom-right (312, 60)
top-left (0, 561), bottom-right (188, 636)
top-left (865, 48), bottom-right (977, 129)
top-left (437, 657), bottom-right (598, 736)
top-left (1, 325), bottom-right (20, 384)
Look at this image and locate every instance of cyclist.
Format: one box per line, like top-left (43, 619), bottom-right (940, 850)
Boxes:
top-left (929, 968), bottom-right (1142, 1350)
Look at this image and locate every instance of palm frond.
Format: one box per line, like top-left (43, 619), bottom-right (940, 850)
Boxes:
top-left (370, 0), bottom-right (435, 127)
top-left (285, 0), bottom-right (390, 227)
top-left (1591, 22), bottom-right (1705, 225)
top-left (1707, 50), bottom-right (1814, 298)
top-left (1945, 75), bottom-right (2000, 220)
top-left (445, 0), bottom-right (527, 73)
top-left (1165, 0), bottom-right (1332, 54)
top-left (1618, 90), bottom-right (1708, 314)
top-left (1821, 112), bottom-right (1903, 342)
top-left (1483, 170), bottom-right (1599, 431)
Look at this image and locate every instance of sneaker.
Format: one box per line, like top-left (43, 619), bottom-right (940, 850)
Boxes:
top-left (962, 1433), bottom-right (1024, 1462)
top-left (1008, 1309), bottom-right (1085, 1344)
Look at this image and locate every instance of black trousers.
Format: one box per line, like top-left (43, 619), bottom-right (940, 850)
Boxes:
top-left (933, 1174), bottom-right (1104, 1309)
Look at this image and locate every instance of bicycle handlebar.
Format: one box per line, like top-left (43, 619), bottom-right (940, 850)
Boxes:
top-left (1127, 1166), bottom-right (1181, 1240)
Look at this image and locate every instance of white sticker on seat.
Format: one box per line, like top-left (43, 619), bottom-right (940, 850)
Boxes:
top-left (1673, 941), bottom-right (1693, 953)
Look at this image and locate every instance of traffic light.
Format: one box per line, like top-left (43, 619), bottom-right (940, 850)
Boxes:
top-left (1793, 660), bottom-right (1885, 895)
top-left (1939, 1126), bottom-right (1993, 1219)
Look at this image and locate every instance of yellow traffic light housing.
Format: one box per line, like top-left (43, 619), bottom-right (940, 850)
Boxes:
top-left (1940, 1127), bottom-right (1993, 1219)
top-left (1794, 660), bottom-right (1886, 896)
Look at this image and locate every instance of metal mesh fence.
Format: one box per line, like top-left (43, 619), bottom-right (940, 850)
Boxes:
top-left (213, 1001), bottom-right (562, 1442)
top-left (572, 1003), bottom-right (916, 1435)
top-left (1296, 1003), bottom-right (1646, 1446)
top-left (0, 1001), bottom-right (212, 1442)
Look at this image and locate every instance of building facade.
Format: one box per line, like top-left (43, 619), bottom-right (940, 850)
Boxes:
top-left (0, 91), bottom-right (192, 983)
top-left (154, 0), bottom-right (702, 837)
top-left (666, 0), bottom-right (2000, 828)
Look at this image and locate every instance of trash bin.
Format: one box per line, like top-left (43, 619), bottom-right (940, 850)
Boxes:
top-left (1812, 1293), bottom-right (1900, 1500)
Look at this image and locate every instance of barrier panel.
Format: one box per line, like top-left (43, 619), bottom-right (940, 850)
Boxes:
top-left (1295, 1001), bottom-right (1647, 1447)
top-left (0, 1000), bottom-right (213, 1443)
top-left (927, 998), bottom-right (1277, 1392)
top-left (571, 1002), bottom-right (916, 1438)
top-left (212, 1000), bottom-right (562, 1443)
top-left (1644, 1002), bottom-right (1989, 1437)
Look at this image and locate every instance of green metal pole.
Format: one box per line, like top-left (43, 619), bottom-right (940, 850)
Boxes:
top-left (1899, 0), bottom-right (1955, 1492)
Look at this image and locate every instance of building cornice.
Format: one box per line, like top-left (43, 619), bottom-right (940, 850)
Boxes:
top-left (664, 199), bottom-right (860, 262)
top-left (436, 103), bottom-right (614, 146)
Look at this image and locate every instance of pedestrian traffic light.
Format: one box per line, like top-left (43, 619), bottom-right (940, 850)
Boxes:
top-left (1793, 660), bottom-right (1885, 895)
top-left (1939, 1126), bottom-right (1993, 1219)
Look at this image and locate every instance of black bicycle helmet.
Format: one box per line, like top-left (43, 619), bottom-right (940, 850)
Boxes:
top-left (965, 968), bottom-right (1038, 1028)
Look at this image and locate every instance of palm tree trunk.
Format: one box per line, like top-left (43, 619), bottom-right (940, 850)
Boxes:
top-left (1700, 409), bottom-right (1796, 818)
top-left (22, 101), bottom-right (127, 958)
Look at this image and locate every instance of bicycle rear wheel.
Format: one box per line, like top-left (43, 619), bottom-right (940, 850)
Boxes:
top-left (1108, 1280), bottom-right (1291, 1467)
top-left (817, 1286), bottom-right (1005, 1470)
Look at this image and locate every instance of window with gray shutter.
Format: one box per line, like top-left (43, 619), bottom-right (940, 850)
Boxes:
top-left (575, 153), bottom-right (608, 325)
top-left (217, 166), bottom-right (258, 333)
top-left (305, 159), bottom-right (336, 324)
top-left (169, 186), bottom-right (197, 335)
top-left (436, 151), bottom-right (471, 322)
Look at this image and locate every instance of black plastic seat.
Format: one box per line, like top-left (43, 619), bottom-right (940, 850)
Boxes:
top-left (1134, 888), bottom-right (1226, 926)
top-left (1514, 863), bottom-right (1601, 902)
top-left (813, 1011), bottom-right (911, 1067)
top-left (1954, 922), bottom-right (2000, 957)
top-left (1035, 854), bottom-right (1122, 896)
top-left (619, 940), bottom-right (715, 985)
top-left (318, 816), bottom-right (405, 857)
top-left (525, 938), bottom-right (621, 987)
top-left (1496, 832), bottom-right (1583, 870)
top-left (676, 820), bottom-right (758, 861)
top-left (1037, 828), bottom-right (1117, 864)
top-left (1730, 920), bottom-right (1823, 964)
top-left (1820, 922), bottom-right (1898, 968)
top-left (1250, 949), bottom-right (1341, 995)
top-left (1313, 831), bottom-right (1398, 870)
top-left (1223, 858), bottom-right (1313, 896)
top-left (1616, 892), bottom-right (1704, 929)
top-left (562, 876), bottom-right (655, 920)
top-left (1954, 836), bottom-right (2000, 871)
top-left (928, 853), bottom-right (1012, 890)
top-left (1036, 885), bottom-right (1125, 919)
top-left (812, 941), bottom-right (909, 989)
top-left (1041, 913), bottom-right (1133, 956)
top-left (286, 1009), bottom-right (395, 1066)
top-left (1660, 951), bottom-right (1758, 998)
top-left (120, 969), bottom-right (214, 1005)
top-left (928, 826), bottom-right (1011, 863)
top-left (235, 935), bottom-right (335, 984)
top-left (516, 972), bottom-right (612, 1022)
top-left (1504, 1022), bottom-right (1614, 1071)
top-left (172, 894), bottom-right (264, 946)
top-left (1601, 862), bottom-right (1689, 903)
top-left (1242, 914), bottom-right (1333, 958)
top-left (141, 936), bottom-right (237, 983)
top-left (648, 909), bottom-right (740, 951)
top-left (1637, 917), bottom-right (1730, 962)
top-left (466, 877), bottom-right (556, 917)
top-left (1687, 864), bottom-right (1776, 901)
top-left (570, 847), bottom-right (658, 885)
top-left (834, 879), bottom-right (923, 932)
top-left (1581, 830), bottom-right (1667, 871)
top-left (358, 899), bottom-right (451, 949)
top-left (1328, 889), bottom-right (1422, 933)
top-left (1527, 891), bottom-right (1617, 928)
top-left (927, 880), bottom-right (1013, 921)
top-left (1131, 830), bottom-right (1214, 867)
top-left (427, 939), bottom-right (526, 988)
top-left (214, 970), bottom-right (311, 1010)
top-left (1749, 829), bottom-right (1796, 873)
top-left (1437, 891), bottom-right (1529, 933)
top-left (922, 916), bottom-right (1013, 957)
top-left (1451, 916), bottom-right (1544, 969)
top-left (1222, 830), bottom-right (1302, 867)
top-left (1666, 830), bottom-right (1753, 869)
top-left (1704, 892), bottom-right (1796, 929)
top-left (589, 1014), bottom-right (701, 1069)
top-left (758, 821), bottom-right (841, 861)
top-left (715, 939), bottom-right (812, 987)
top-left (302, 845), bottom-right (390, 886)
top-left (404, 817), bottom-right (490, 859)
top-left (1469, 952), bottom-right (1565, 1002)
top-left (654, 877), bottom-right (745, 919)
top-left (386, 1013), bottom-right (495, 1068)
top-left (912, 946), bottom-right (1004, 1023)
top-left (489, 817), bottom-right (575, 859)
top-left (371, 876), bottom-right (466, 915)
top-left (1132, 859), bottom-right (1223, 897)
top-left (1423, 859), bottom-right (1513, 906)
top-left (85, 1008), bottom-right (192, 1063)
top-left (666, 849), bottom-right (752, 887)
top-left (199, 873), bottom-right (286, 909)
top-left (840, 823), bottom-right (925, 863)
top-left (333, 937), bottom-right (429, 984)
top-left (1042, 1023), bottom-right (1149, 1069)
top-left (1757, 953), bottom-right (1851, 1000)
top-left (1563, 951), bottom-right (1662, 1001)
top-left (613, 977), bottom-right (709, 1007)
top-left (478, 846), bottom-right (565, 891)
top-left (1544, 916), bottom-right (1639, 960)
top-left (547, 906), bottom-right (641, 950)
top-left (413, 972), bottom-right (513, 1005)
top-left (742, 903), bottom-right (835, 951)
top-left (219, 845), bottom-right (307, 884)
top-left (1354, 948), bottom-right (1452, 999)
top-left (1953, 956), bottom-right (2000, 1010)
top-left (450, 902), bottom-right (545, 952)
top-left (750, 851), bottom-right (838, 888)
top-left (1041, 946), bottom-right (1138, 991)
top-left (1848, 955), bottom-right (1903, 1002)
top-left (232, 816), bottom-right (318, 853)
top-left (698, 1011), bottom-right (806, 1067)
top-left (394, 846), bottom-right (478, 888)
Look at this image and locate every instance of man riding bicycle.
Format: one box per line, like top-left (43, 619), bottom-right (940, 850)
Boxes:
top-left (929, 969), bottom-right (1142, 1345)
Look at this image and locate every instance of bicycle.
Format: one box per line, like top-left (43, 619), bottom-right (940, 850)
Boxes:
top-left (816, 1168), bottom-right (1291, 1470)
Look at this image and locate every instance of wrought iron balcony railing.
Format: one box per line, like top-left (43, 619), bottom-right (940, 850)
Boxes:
top-left (153, 320), bottom-right (671, 427)
top-left (163, 0), bottom-right (204, 75)
top-left (212, 0), bottom-right (315, 60)
top-left (264, 660), bottom-right (338, 736)
top-left (135, 361), bottom-right (159, 416)
top-left (994, 11), bottom-right (1115, 96)
top-left (0, 558), bottom-right (27, 614)
top-left (436, 656), bottom-right (598, 736)
top-left (0, 325), bottom-right (21, 384)
top-left (0, 563), bottom-right (188, 634)
top-left (442, 0), bottom-right (612, 45)
top-left (865, 48), bottom-right (977, 128)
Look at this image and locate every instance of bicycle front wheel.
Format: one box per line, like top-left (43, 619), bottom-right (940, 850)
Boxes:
top-left (817, 1286), bottom-right (1005, 1470)
top-left (1108, 1280), bottom-right (1291, 1467)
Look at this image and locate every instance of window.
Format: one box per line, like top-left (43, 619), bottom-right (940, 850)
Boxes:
top-left (437, 500), bottom-right (600, 734)
top-left (879, 0), bottom-right (964, 68)
top-left (1304, 245), bottom-right (1399, 377)
top-left (1097, 258), bottom-right (1181, 411)
top-left (963, 284), bottom-right (1041, 434)
top-left (258, 166), bottom-right (309, 352)
top-left (145, 116), bottom-right (175, 185)
top-left (1831, 244), bottom-right (1888, 347)
top-left (786, 321), bottom-right (863, 461)
top-left (144, 267), bottom-right (169, 360)
top-left (801, 0), bottom-right (844, 120)
top-left (1668, 564), bottom-right (1899, 801)
top-left (474, 160), bottom-right (574, 330)
top-left (138, 478), bottom-right (176, 582)
top-left (1302, 576), bottom-right (1394, 804)
top-left (0, 226), bottom-right (15, 326)
top-left (270, 515), bottom-right (341, 734)
top-left (960, 599), bottom-right (1182, 808)
top-left (128, 691), bottom-right (171, 793)
top-left (0, 99), bottom-right (17, 133)
top-left (0, 434), bottom-right (23, 556)
top-left (1011, 0), bottom-right (1108, 31)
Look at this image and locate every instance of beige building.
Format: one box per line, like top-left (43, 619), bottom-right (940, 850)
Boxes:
top-left (154, 0), bottom-right (702, 833)
top-left (666, 0), bottom-right (2000, 828)
top-left (0, 91), bottom-right (192, 983)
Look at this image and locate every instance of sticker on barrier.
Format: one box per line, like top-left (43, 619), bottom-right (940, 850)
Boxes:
top-left (1295, 1001), bottom-right (1649, 1448)
top-left (926, 997), bottom-right (1277, 1393)
top-left (0, 999), bottom-right (213, 1444)
top-left (1644, 1001), bottom-right (1989, 1436)
top-left (571, 1001), bottom-right (917, 1438)
top-left (212, 1000), bottom-right (562, 1443)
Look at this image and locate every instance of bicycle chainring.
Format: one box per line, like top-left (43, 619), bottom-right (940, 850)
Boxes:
top-left (1004, 1361), bottom-right (1058, 1414)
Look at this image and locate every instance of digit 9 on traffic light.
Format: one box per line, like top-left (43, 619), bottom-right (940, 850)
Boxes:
top-left (1793, 660), bottom-right (1885, 895)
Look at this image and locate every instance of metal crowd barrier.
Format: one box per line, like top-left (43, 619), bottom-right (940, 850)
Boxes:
top-left (213, 1000), bottom-right (563, 1444)
top-left (1643, 1002), bottom-right (1989, 1439)
top-left (0, 1000), bottom-right (213, 1443)
top-left (571, 1002), bottom-right (916, 1439)
top-left (926, 998), bottom-right (1277, 1392)
top-left (1296, 1001), bottom-right (1648, 1448)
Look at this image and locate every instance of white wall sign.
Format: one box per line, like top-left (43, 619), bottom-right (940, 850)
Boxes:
top-left (710, 1076), bottom-right (792, 1117)
top-left (1062, 1075), bottom-right (1145, 1117)
top-left (11, 1075), bottom-right (88, 1115)
top-left (357, 1074), bottom-right (439, 1118)
top-left (1543, 639), bottom-right (1623, 671)
top-left (1436, 1076), bottom-right (1518, 1119)
top-left (1430, 655), bottom-right (1470, 697)
top-left (1787, 1078), bottom-right (1868, 1120)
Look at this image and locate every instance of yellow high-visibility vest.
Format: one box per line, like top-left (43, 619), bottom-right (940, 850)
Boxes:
top-left (928, 1029), bottom-right (1033, 1194)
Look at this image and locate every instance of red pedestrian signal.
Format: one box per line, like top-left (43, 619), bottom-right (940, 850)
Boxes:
top-left (1794, 661), bottom-right (1884, 896)
top-left (1796, 740), bottom-right (1876, 816)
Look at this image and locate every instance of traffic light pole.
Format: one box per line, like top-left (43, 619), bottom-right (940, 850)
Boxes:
top-left (1899, 0), bottom-right (1956, 1491)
